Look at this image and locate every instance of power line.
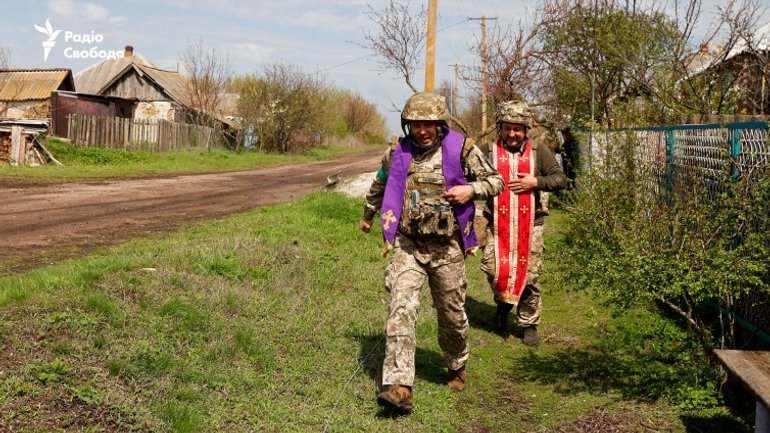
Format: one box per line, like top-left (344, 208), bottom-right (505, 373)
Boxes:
top-left (316, 53), bottom-right (377, 73)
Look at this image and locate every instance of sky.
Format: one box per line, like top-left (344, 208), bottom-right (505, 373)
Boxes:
top-left (1, 0), bottom-right (768, 135)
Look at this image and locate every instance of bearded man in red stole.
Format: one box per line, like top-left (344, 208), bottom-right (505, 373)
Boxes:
top-left (479, 100), bottom-right (567, 347)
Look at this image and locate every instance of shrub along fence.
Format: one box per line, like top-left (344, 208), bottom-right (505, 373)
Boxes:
top-left (67, 114), bottom-right (230, 151)
top-left (589, 121), bottom-right (770, 347)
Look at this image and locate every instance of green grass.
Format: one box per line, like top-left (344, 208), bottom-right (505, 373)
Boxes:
top-left (0, 137), bottom-right (380, 184)
top-left (0, 194), bottom-right (753, 432)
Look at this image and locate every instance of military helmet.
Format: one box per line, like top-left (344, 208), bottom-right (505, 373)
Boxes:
top-left (495, 100), bottom-right (531, 127)
top-left (401, 92), bottom-right (449, 125)
top-left (532, 111), bottom-right (548, 125)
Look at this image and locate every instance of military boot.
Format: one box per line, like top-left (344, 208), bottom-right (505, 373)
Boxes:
top-left (521, 326), bottom-right (540, 347)
top-left (376, 384), bottom-right (413, 414)
top-left (447, 365), bottom-right (466, 392)
top-left (492, 302), bottom-right (513, 335)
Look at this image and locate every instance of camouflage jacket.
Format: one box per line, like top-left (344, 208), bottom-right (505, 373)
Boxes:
top-left (363, 135), bottom-right (504, 264)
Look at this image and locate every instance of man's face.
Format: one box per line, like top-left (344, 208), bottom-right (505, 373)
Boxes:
top-left (500, 122), bottom-right (527, 147)
top-left (408, 121), bottom-right (439, 147)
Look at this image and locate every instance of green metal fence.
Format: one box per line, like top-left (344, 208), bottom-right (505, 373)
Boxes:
top-left (591, 121), bottom-right (770, 344)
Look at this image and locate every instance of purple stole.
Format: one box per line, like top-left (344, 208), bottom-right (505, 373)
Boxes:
top-left (380, 129), bottom-right (478, 255)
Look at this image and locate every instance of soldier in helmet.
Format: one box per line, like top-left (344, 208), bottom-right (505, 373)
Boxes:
top-left (479, 100), bottom-right (567, 347)
top-left (529, 111), bottom-right (562, 215)
top-left (359, 92), bottom-right (504, 414)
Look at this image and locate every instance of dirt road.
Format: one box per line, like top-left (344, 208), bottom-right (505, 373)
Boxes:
top-left (0, 149), bottom-right (382, 275)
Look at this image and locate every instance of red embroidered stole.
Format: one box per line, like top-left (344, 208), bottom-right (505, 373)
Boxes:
top-left (492, 138), bottom-right (535, 305)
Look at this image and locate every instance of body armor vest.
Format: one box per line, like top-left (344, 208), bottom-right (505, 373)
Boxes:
top-left (399, 165), bottom-right (457, 238)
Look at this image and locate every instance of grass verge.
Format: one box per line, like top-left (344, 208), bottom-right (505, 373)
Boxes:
top-left (0, 137), bottom-right (380, 185)
top-left (0, 194), bottom-right (753, 432)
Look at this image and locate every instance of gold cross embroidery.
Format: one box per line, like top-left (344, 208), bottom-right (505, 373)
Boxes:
top-left (519, 154), bottom-right (529, 163)
top-left (519, 256), bottom-right (528, 265)
top-left (499, 153), bottom-right (508, 163)
top-left (500, 256), bottom-right (508, 265)
top-left (499, 205), bottom-right (508, 215)
top-left (520, 205), bottom-right (529, 214)
top-left (464, 220), bottom-right (473, 236)
top-left (381, 209), bottom-right (397, 230)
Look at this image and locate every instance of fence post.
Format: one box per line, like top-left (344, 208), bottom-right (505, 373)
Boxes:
top-left (729, 126), bottom-right (742, 182)
top-left (664, 129), bottom-right (676, 204)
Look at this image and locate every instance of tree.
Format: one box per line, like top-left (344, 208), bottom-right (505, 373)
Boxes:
top-left (235, 63), bottom-right (329, 153)
top-left (676, 0), bottom-right (770, 117)
top-left (540, 2), bottom-right (684, 127)
top-left (342, 92), bottom-right (387, 140)
top-left (360, 0), bottom-right (426, 94)
top-left (534, 0), bottom-right (768, 126)
top-left (180, 40), bottom-right (233, 126)
top-left (0, 46), bottom-right (10, 68)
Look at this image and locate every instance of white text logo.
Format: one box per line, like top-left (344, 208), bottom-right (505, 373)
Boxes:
top-left (34, 18), bottom-right (61, 61)
top-left (33, 18), bottom-right (123, 62)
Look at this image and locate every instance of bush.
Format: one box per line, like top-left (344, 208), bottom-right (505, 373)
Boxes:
top-left (556, 131), bottom-right (770, 350)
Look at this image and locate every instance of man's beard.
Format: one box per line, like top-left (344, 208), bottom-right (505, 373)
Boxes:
top-left (504, 136), bottom-right (525, 149)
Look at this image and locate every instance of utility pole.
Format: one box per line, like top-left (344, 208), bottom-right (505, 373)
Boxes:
top-left (448, 63), bottom-right (459, 117)
top-left (424, 0), bottom-right (437, 92)
top-left (452, 63), bottom-right (458, 117)
top-left (469, 16), bottom-right (497, 132)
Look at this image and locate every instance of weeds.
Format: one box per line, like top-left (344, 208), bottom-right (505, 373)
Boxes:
top-left (0, 192), bottom-right (754, 432)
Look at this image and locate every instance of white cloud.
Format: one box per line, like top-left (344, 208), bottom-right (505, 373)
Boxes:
top-left (289, 9), bottom-right (368, 32)
top-left (224, 43), bottom-right (276, 70)
top-left (47, 0), bottom-right (113, 22)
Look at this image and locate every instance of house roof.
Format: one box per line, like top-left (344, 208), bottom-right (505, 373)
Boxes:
top-left (133, 63), bottom-right (192, 107)
top-left (73, 52), bottom-right (194, 107)
top-left (726, 21), bottom-right (770, 61)
top-left (687, 22), bottom-right (770, 78)
top-left (0, 68), bottom-right (74, 101)
top-left (74, 52), bottom-right (154, 94)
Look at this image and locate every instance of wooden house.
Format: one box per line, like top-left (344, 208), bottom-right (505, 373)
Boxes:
top-left (688, 22), bottom-right (770, 116)
top-left (74, 46), bottom-right (194, 122)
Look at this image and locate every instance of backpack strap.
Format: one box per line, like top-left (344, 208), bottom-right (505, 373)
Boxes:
top-left (462, 137), bottom-right (476, 158)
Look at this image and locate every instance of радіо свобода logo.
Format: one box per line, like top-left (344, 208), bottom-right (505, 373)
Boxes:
top-left (34, 18), bottom-right (122, 62)
top-left (34, 18), bottom-right (61, 61)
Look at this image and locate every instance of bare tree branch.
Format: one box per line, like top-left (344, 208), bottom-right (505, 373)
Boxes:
top-left (359, 0), bottom-right (426, 93)
top-left (180, 39), bottom-right (233, 125)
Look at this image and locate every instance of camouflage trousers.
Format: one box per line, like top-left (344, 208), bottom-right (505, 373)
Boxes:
top-left (480, 224), bottom-right (545, 327)
top-left (381, 248), bottom-right (469, 387)
top-left (541, 191), bottom-right (550, 215)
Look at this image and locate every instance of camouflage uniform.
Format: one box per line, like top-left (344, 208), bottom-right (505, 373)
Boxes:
top-left (362, 94), bottom-right (504, 388)
top-left (529, 113), bottom-right (561, 215)
top-left (479, 101), bottom-right (567, 330)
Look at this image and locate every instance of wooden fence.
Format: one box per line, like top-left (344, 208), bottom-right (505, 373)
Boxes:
top-left (67, 115), bottom-right (229, 151)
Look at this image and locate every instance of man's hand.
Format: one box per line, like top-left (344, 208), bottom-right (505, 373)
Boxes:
top-left (359, 218), bottom-right (373, 233)
top-left (509, 173), bottom-right (538, 194)
top-left (442, 185), bottom-right (474, 205)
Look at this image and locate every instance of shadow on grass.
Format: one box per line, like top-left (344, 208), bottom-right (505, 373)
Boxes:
top-left (509, 343), bottom-right (753, 433)
top-left (464, 295), bottom-right (497, 334)
top-left (351, 332), bottom-right (456, 388)
top-left (513, 346), bottom-right (671, 399)
top-left (680, 413), bottom-right (751, 433)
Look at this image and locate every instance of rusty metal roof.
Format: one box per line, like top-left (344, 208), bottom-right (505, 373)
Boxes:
top-left (74, 52), bottom-right (154, 94)
top-left (134, 64), bottom-right (192, 107)
top-left (0, 68), bottom-right (74, 101)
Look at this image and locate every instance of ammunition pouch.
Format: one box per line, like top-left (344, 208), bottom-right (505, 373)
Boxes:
top-left (400, 196), bottom-right (457, 238)
top-left (400, 172), bottom-right (457, 238)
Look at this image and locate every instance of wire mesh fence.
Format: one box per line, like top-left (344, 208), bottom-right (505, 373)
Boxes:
top-left (590, 121), bottom-right (770, 343)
